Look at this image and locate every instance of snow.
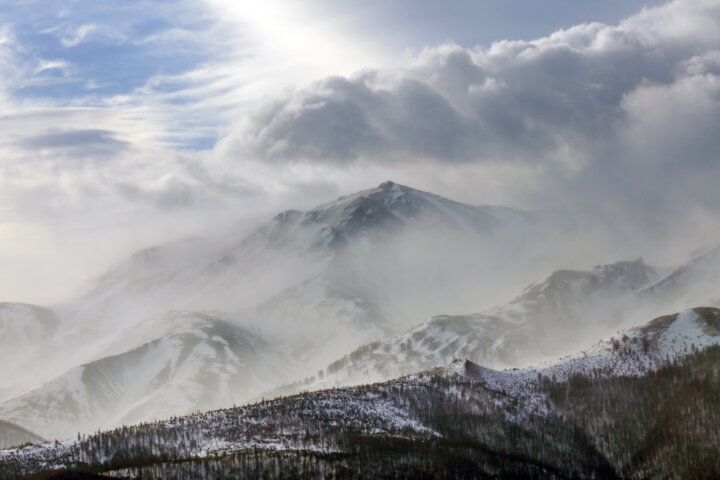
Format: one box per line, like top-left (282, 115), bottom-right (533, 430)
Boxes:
top-left (450, 308), bottom-right (720, 417)
top-left (0, 311), bottom-right (293, 441)
top-left (656, 309), bottom-right (718, 356)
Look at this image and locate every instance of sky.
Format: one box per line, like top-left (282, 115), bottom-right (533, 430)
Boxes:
top-left (2, 0), bottom-right (720, 303)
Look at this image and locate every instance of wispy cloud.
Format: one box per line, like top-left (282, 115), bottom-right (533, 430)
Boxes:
top-left (39, 23), bottom-right (126, 48)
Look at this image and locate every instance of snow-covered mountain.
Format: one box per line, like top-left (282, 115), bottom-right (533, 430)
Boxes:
top-left (6, 181), bottom-right (718, 449)
top-left (0, 182), bottom-right (535, 441)
top-left (72, 181), bottom-right (531, 322)
top-left (255, 180), bottom-right (530, 250)
top-left (294, 259), bottom-right (659, 390)
top-left (4, 307), bottom-right (719, 480)
top-left (51, 181), bottom-right (534, 352)
top-left (0, 311), bottom-right (290, 440)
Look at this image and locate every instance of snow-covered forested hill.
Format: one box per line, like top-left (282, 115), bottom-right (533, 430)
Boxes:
top-left (2, 307), bottom-right (719, 479)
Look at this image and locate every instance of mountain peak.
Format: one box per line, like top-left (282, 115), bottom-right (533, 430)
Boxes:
top-left (376, 180), bottom-right (407, 192)
top-left (246, 181), bottom-right (533, 254)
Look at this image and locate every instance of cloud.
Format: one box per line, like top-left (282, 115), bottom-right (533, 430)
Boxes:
top-left (15, 128), bottom-right (131, 160)
top-left (213, 0), bottom-right (720, 228)
top-left (219, 10), bottom-right (709, 165)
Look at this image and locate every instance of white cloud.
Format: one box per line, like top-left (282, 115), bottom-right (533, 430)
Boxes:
top-left (211, 0), bottom-right (720, 223)
top-left (33, 59), bottom-right (71, 75)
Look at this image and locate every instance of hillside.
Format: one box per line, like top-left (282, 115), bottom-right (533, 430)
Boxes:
top-left (272, 258), bottom-right (659, 394)
top-left (2, 307), bottom-right (719, 479)
top-left (0, 312), bottom-right (291, 440)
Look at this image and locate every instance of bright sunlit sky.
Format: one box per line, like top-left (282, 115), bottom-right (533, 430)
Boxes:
top-left (3, 1), bottom-right (665, 149)
top-left (3, 0), bottom-right (720, 303)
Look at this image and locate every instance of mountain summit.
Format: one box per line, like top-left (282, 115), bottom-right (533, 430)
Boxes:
top-left (248, 181), bottom-right (529, 251)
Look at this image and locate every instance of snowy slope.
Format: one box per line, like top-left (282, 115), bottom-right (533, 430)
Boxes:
top-left (451, 307), bottom-right (720, 413)
top-left (0, 311), bottom-right (291, 441)
top-left (305, 259), bottom-right (658, 388)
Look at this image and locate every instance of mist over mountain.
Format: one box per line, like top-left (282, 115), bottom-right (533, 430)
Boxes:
top-left (640, 246), bottom-right (720, 311)
top-left (0, 304), bottom-right (60, 402)
top-left (2, 180), bottom-right (719, 448)
top-left (0, 182), bottom-right (546, 439)
top-left (292, 258), bottom-right (660, 392)
top-left (1, 178), bottom-right (719, 451)
top-left (0, 421), bottom-right (44, 451)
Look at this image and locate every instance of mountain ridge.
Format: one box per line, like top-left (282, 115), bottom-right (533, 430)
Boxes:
top-left (277, 258), bottom-right (659, 394)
